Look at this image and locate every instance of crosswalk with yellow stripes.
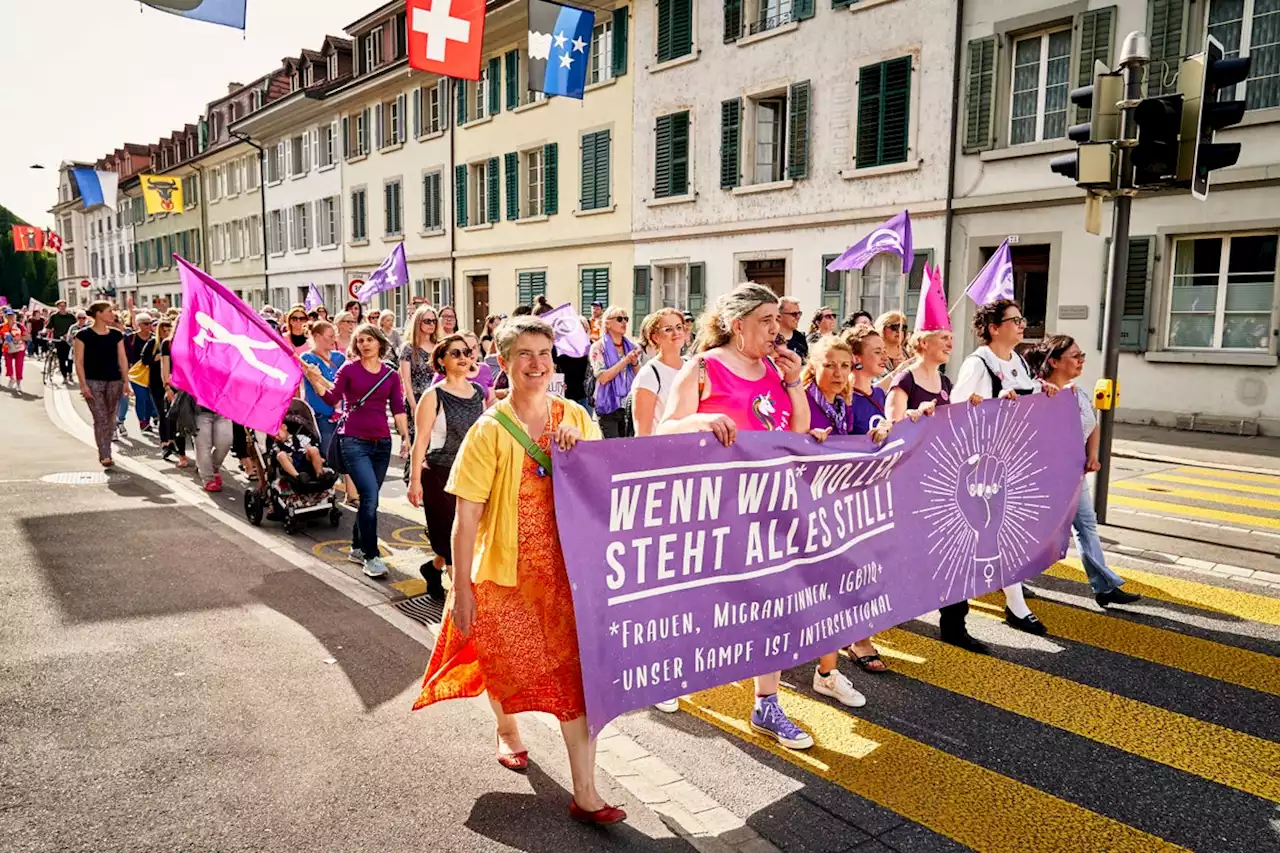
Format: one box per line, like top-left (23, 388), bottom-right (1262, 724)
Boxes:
top-left (652, 559), bottom-right (1280, 853)
top-left (1110, 464), bottom-right (1280, 538)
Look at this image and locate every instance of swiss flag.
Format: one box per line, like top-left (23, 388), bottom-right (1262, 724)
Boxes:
top-left (45, 231), bottom-right (63, 253)
top-left (407, 0), bottom-right (485, 81)
top-left (11, 225), bottom-right (44, 252)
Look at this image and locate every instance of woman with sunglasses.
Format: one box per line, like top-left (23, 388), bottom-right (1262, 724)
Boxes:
top-left (399, 305), bottom-right (439, 417)
top-left (439, 305), bottom-right (459, 337)
top-left (284, 305), bottom-right (311, 355)
top-left (632, 308), bottom-right (687, 439)
top-left (1028, 336), bottom-right (1140, 609)
top-left (873, 311), bottom-right (910, 383)
top-left (589, 306), bottom-right (641, 438)
top-left (334, 311), bottom-right (357, 356)
top-left (407, 333), bottom-right (486, 602)
top-left (952, 299), bottom-right (1057, 638)
top-left (806, 307), bottom-right (838, 346)
top-left (459, 330), bottom-right (496, 395)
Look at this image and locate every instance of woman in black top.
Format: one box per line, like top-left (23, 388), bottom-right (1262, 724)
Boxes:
top-left (74, 301), bottom-right (131, 468)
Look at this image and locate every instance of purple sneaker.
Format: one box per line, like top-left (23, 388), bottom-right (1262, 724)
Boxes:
top-left (750, 694), bottom-right (813, 750)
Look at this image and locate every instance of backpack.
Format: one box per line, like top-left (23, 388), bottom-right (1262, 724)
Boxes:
top-left (169, 390), bottom-right (199, 438)
top-left (974, 349), bottom-right (1035, 398)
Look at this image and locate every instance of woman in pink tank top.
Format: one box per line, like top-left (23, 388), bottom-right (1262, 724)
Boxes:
top-left (656, 283), bottom-right (817, 751)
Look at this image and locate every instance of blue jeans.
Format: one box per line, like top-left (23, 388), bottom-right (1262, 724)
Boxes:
top-left (317, 416), bottom-right (337, 462)
top-left (1073, 482), bottom-right (1126, 594)
top-left (131, 381), bottom-right (156, 425)
top-left (117, 391), bottom-right (130, 425)
top-left (340, 436), bottom-right (392, 560)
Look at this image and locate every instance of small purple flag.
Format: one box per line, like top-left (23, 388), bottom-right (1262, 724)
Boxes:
top-left (826, 210), bottom-right (914, 275)
top-left (965, 240), bottom-right (1015, 305)
top-left (304, 283), bottom-right (323, 312)
top-left (542, 301), bottom-right (591, 358)
top-left (354, 243), bottom-right (408, 303)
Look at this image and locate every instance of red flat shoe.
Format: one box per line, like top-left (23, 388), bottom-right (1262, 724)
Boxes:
top-left (569, 800), bottom-right (627, 825)
top-left (496, 735), bottom-right (528, 772)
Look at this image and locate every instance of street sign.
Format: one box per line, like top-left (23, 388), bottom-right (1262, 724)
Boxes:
top-left (79, 279), bottom-right (90, 289)
top-left (348, 279), bottom-right (365, 299)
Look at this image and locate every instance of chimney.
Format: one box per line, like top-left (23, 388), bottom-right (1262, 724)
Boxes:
top-left (227, 81), bottom-right (243, 94)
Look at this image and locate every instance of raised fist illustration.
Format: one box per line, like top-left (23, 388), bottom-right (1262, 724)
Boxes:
top-left (957, 453), bottom-right (1007, 561)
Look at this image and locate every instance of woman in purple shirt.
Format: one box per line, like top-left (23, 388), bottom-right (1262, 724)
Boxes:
top-left (302, 323), bottom-right (410, 579)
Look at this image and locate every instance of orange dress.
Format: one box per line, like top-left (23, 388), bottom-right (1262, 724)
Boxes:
top-left (413, 401), bottom-right (586, 721)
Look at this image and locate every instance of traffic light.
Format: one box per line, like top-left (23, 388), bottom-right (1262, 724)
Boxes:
top-left (1049, 70), bottom-right (1121, 187)
top-left (1132, 95), bottom-right (1182, 185)
top-left (1178, 34), bottom-right (1251, 200)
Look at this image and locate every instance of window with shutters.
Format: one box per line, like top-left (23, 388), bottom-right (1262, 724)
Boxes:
top-left (831, 252), bottom-right (930, 320)
top-left (1147, 0), bottom-right (1185, 96)
top-left (364, 27), bottom-right (384, 72)
top-left (1009, 27), bottom-right (1072, 145)
top-left (654, 263), bottom-right (689, 310)
top-left (424, 85), bottom-right (443, 135)
top-left (384, 179), bottom-right (403, 236)
top-left (245, 154), bottom-right (260, 190)
top-left (318, 197), bottom-right (339, 247)
top-left (580, 268), bottom-right (610, 311)
top-left (656, 0), bottom-right (694, 63)
top-left (474, 66), bottom-right (489, 120)
top-left (319, 123), bottom-right (337, 168)
top-left (182, 175), bottom-right (198, 209)
top-left (654, 111), bottom-right (691, 198)
top-left (524, 148), bottom-right (545, 218)
top-left (751, 0), bottom-right (793, 35)
top-left (751, 94), bottom-right (786, 183)
top-left (470, 161), bottom-right (492, 225)
top-left (350, 189), bottom-right (368, 242)
top-left (590, 20), bottom-right (614, 84)
top-left (353, 109), bottom-right (370, 156)
top-left (292, 203), bottom-right (310, 251)
top-left (517, 270), bottom-right (548, 305)
top-left (1168, 233), bottom-right (1277, 350)
top-left (229, 220), bottom-right (243, 261)
top-left (289, 134), bottom-right (307, 177)
top-left (247, 214), bottom-right (262, 257)
top-left (857, 57), bottom-right (911, 168)
top-left (580, 129), bottom-right (611, 210)
top-left (422, 172), bottom-right (444, 232)
top-left (1208, 0), bottom-right (1280, 109)
top-left (227, 160), bottom-right (241, 196)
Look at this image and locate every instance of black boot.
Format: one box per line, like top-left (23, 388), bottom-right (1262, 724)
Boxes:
top-left (423, 566), bottom-right (446, 602)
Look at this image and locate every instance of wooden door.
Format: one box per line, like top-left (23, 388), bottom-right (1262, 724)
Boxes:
top-left (470, 275), bottom-right (490, 335)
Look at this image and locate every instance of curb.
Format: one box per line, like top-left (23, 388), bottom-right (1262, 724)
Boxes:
top-left (1112, 447), bottom-right (1280, 477)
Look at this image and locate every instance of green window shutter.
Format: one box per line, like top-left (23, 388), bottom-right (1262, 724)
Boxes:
top-left (787, 80), bottom-right (811, 179)
top-left (688, 262), bottom-right (706, 315)
top-left (580, 267), bottom-right (610, 310)
top-left (857, 58), bottom-right (910, 168)
top-left (821, 254), bottom-right (845, 320)
top-left (612, 7), bottom-right (629, 76)
top-left (724, 0), bottom-right (742, 43)
top-left (517, 272), bottom-right (532, 305)
top-left (487, 157), bottom-right (500, 223)
top-left (488, 58), bottom-right (502, 115)
top-left (1146, 0), bottom-right (1184, 96)
top-left (456, 79), bottom-right (468, 125)
top-left (832, 0), bottom-right (853, 8)
top-left (526, 271), bottom-right (547, 301)
top-left (794, 0), bottom-right (815, 21)
top-left (455, 164), bottom-right (468, 227)
top-left (580, 131), bottom-right (610, 210)
top-left (655, 114), bottom-right (673, 197)
top-left (581, 133), bottom-right (597, 210)
top-left (657, 0), bottom-right (672, 61)
top-left (633, 266), bottom-right (651, 335)
top-left (1120, 236), bottom-right (1153, 352)
top-left (1075, 7), bottom-right (1116, 123)
top-left (505, 152), bottom-right (520, 220)
top-left (596, 131), bottom-right (611, 207)
top-left (505, 50), bottom-right (519, 110)
top-left (544, 143), bottom-right (559, 215)
top-left (673, 0), bottom-right (693, 59)
top-left (720, 98), bottom-right (741, 189)
top-left (963, 36), bottom-right (997, 152)
top-left (671, 111), bottom-right (690, 196)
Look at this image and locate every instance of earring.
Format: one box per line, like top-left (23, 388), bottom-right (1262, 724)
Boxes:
top-left (735, 332), bottom-right (746, 354)
top-left (853, 362), bottom-right (863, 371)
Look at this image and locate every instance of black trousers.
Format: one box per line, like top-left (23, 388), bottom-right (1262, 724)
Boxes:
top-left (939, 600), bottom-right (969, 637)
top-left (598, 408), bottom-right (633, 439)
top-left (55, 341), bottom-right (72, 378)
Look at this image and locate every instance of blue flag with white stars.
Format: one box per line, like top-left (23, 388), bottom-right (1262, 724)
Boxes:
top-left (527, 0), bottom-right (595, 100)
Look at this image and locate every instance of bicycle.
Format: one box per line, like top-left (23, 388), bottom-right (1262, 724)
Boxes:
top-left (42, 336), bottom-right (58, 385)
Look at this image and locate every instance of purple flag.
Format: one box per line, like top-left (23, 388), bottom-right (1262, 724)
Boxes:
top-left (542, 301), bottom-right (591, 358)
top-left (966, 240), bottom-right (1015, 305)
top-left (826, 210), bottom-right (914, 275)
top-left (354, 243), bottom-right (408, 303)
top-left (170, 256), bottom-right (305, 434)
top-left (304, 283), bottom-right (323, 312)
top-left (554, 394), bottom-right (1082, 735)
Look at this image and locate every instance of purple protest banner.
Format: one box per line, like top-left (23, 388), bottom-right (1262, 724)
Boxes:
top-left (553, 394), bottom-right (1082, 736)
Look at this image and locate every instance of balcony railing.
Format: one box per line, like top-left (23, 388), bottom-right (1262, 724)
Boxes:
top-left (750, 4), bottom-right (794, 34)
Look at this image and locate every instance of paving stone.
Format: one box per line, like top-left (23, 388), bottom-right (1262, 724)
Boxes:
top-left (738, 838), bottom-right (783, 853)
top-left (632, 754), bottom-right (685, 786)
top-left (718, 825), bottom-right (762, 846)
top-left (689, 837), bottom-right (739, 853)
top-left (698, 806), bottom-right (748, 837)
top-left (595, 749), bottom-right (639, 778)
top-left (665, 778), bottom-right (721, 814)
top-left (1109, 544), bottom-right (1145, 556)
top-left (1244, 568), bottom-right (1280, 583)
top-left (616, 772), bottom-right (672, 805)
top-left (652, 799), bottom-right (708, 837)
top-left (603, 734), bottom-right (652, 761)
top-left (1238, 577), bottom-right (1272, 587)
top-left (1175, 557), bottom-right (1217, 570)
top-left (846, 842), bottom-right (895, 853)
top-left (1213, 565), bottom-right (1256, 577)
top-left (1142, 550), bottom-right (1179, 563)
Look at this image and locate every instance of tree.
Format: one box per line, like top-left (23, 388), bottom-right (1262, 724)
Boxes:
top-left (0, 204), bottom-right (59, 308)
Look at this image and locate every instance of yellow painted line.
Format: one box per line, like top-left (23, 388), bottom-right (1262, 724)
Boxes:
top-left (1176, 466), bottom-right (1280, 487)
top-left (1142, 472), bottom-right (1280, 498)
top-left (1044, 558), bottom-right (1280, 627)
top-left (871, 627), bottom-right (1280, 802)
top-left (391, 578), bottom-right (428, 597)
top-left (1113, 480), bottom-right (1280, 513)
top-left (968, 590), bottom-right (1280, 697)
top-left (683, 682), bottom-right (1189, 853)
top-left (1109, 494), bottom-right (1280, 530)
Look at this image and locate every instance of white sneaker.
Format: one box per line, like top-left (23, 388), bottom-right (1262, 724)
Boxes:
top-left (813, 668), bottom-right (866, 708)
top-left (654, 698), bottom-right (680, 713)
top-left (363, 556), bottom-right (389, 578)
top-left (347, 547), bottom-right (365, 565)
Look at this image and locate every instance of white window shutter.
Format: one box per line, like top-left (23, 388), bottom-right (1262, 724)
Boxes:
top-left (442, 277), bottom-right (452, 306)
top-left (398, 94), bottom-right (408, 143)
top-left (438, 80), bottom-right (449, 129)
top-left (287, 207), bottom-right (295, 251)
top-left (375, 103), bottom-right (384, 149)
top-left (310, 127), bottom-right (319, 170)
top-left (413, 87), bottom-right (422, 138)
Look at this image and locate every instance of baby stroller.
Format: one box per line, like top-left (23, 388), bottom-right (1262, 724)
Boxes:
top-left (243, 399), bottom-right (341, 534)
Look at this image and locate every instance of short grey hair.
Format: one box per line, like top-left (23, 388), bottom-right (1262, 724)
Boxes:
top-left (779, 297), bottom-right (800, 311)
top-left (494, 315), bottom-right (555, 361)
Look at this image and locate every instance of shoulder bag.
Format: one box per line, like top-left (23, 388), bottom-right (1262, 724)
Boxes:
top-left (330, 367), bottom-right (396, 475)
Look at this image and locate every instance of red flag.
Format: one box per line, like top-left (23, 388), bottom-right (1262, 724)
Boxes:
top-left (407, 0), bottom-right (485, 81)
top-left (11, 225), bottom-right (44, 252)
top-left (45, 231), bottom-right (63, 253)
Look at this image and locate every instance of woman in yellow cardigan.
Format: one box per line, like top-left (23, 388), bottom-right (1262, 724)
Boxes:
top-left (413, 315), bottom-right (623, 824)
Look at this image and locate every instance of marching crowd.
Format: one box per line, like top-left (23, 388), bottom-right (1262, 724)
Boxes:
top-left (13, 280), bottom-right (1141, 825)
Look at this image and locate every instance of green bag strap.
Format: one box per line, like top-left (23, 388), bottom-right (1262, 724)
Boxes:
top-left (490, 408), bottom-right (553, 475)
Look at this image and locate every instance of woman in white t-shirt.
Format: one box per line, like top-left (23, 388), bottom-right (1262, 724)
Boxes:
top-left (632, 307), bottom-right (688, 437)
top-left (952, 299), bottom-right (1060, 640)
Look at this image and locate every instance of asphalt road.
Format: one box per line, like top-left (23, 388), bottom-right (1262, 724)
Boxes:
top-left (4, 372), bottom-right (1279, 853)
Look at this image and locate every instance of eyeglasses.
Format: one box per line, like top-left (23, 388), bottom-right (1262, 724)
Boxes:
top-left (658, 325), bottom-right (682, 335)
top-left (998, 316), bottom-right (1028, 327)
top-left (819, 313), bottom-right (835, 320)
top-left (421, 318), bottom-right (438, 325)
top-left (781, 311), bottom-right (803, 318)
top-left (884, 323), bottom-right (907, 333)
top-left (288, 316), bottom-right (306, 322)
top-left (445, 348), bottom-right (469, 359)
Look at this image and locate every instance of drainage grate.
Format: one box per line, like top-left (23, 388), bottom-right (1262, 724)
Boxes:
top-left (41, 471), bottom-right (113, 486)
top-left (392, 595), bottom-right (444, 627)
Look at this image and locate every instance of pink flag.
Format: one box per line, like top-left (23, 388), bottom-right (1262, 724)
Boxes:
top-left (914, 262), bottom-right (951, 333)
top-left (170, 256), bottom-right (304, 434)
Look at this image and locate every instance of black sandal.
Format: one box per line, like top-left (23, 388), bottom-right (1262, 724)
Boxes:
top-left (853, 653), bottom-right (888, 673)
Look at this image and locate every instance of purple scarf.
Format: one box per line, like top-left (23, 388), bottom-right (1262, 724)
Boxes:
top-left (595, 335), bottom-right (636, 415)
top-left (807, 383), bottom-right (853, 435)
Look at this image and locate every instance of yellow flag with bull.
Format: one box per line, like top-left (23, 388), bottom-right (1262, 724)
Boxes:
top-left (140, 174), bottom-right (184, 215)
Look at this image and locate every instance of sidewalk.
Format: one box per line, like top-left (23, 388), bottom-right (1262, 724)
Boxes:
top-left (1113, 422), bottom-right (1280, 473)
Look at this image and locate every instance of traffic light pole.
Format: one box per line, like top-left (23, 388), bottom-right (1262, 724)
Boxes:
top-left (1094, 37), bottom-right (1148, 524)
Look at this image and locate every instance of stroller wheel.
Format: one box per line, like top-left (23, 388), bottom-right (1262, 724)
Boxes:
top-left (329, 506), bottom-right (342, 527)
top-left (244, 491), bottom-right (264, 526)
top-left (283, 512), bottom-right (300, 535)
